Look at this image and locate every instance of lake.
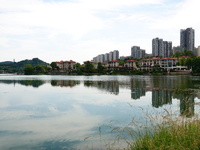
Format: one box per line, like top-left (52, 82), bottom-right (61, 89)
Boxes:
top-left (0, 75), bottom-right (199, 150)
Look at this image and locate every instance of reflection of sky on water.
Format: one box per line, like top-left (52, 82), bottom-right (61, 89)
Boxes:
top-left (0, 75), bottom-right (200, 149)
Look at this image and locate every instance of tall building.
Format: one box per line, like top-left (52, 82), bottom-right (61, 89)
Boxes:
top-left (152, 38), bottom-right (172, 57)
top-left (104, 53), bottom-right (109, 62)
top-left (152, 38), bottom-right (163, 57)
top-left (163, 41), bottom-right (172, 57)
top-left (113, 50), bottom-right (119, 60)
top-left (131, 46), bottom-right (140, 59)
top-left (172, 46), bottom-right (181, 54)
top-left (109, 51), bottom-right (113, 61)
top-left (180, 28), bottom-right (195, 52)
top-left (131, 46), bottom-right (146, 59)
top-left (197, 46), bottom-right (200, 56)
top-left (100, 54), bottom-right (105, 62)
top-left (141, 49), bottom-right (146, 58)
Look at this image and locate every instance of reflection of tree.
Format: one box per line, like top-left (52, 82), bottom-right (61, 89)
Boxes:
top-left (19, 80), bottom-right (45, 88)
top-left (84, 81), bottom-right (119, 95)
top-left (51, 80), bottom-right (80, 88)
top-left (0, 80), bottom-right (45, 88)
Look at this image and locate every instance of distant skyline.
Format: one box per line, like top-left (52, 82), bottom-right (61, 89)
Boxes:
top-left (0, 0), bottom-right (200, 63)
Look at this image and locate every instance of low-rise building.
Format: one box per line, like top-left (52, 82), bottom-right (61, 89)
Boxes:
top-left (124, 60), bottom-right (138, 70)
top-left (108, 60), bottom-right (119, 69)
top-left (140, 57), bottom-right (178, 71)
top-left (56, 60), bottom-right (76, 72)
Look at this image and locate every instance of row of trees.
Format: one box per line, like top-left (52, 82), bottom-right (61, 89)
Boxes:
top-left (24, 64), bottom-right (51, 75)
top-left (23, 50), bottom-right (200, 75)
top-left (173, 50), bottom-right (200, 74)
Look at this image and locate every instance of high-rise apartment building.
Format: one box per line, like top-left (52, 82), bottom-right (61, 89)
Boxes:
top-left (109, 51), bottom-right (113, 61)
top-left (131, 46), bottom-right (146, 59)
top-left (163, 41), bottom-right (172, 57)
top-left (113, 50), bottom-right (119, 60)
top-left (131, 46), bottom-right (140, 59)
top-left (152, 38), bottom-right (163, 57)
top-left (152, 38), bottom-right (172, 57)
top-left (93, 50), bottom-right (119, 63)
top-left (196, 46), bottom-right (200, 56)
top-left (180, 28), bottom-right (195, 52)
top-left (104, 53), bottom-right (109, 62)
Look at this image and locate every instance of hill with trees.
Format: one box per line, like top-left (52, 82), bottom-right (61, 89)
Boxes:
top-left (0, 58), bottom-right (49, 74)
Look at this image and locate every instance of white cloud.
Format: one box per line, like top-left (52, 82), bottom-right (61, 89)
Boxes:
top-left (0, 0), bottom-right (199, 63)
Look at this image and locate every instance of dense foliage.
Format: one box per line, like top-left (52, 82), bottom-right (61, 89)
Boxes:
top-left (0, 58), bottom-right (48, 74)
top-left (130, 120), bottom-right (200, 150)
top-left (191, 57), bottom-right (200, 74)
top-left (1, 51), bottom-right (200, 75)
top-left (171, 50), bottom-right (195, 58)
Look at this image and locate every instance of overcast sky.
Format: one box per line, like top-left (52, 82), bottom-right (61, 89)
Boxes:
top-left (0, 0), bottom-right (200, 63)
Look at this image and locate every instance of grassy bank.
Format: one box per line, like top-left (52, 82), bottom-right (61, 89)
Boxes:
top-left (129, 119), bottom-right (200, 150)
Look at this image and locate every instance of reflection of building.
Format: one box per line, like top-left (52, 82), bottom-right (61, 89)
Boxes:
top-left (51, 80), bottom-right (80, 88)
top-left (152, 90), bottom-right (172, 108)
top-left (130, 79), bottom-right (147, 100)
top-left (131, 88), bottom-right (146, 100)
top-left (84, 81), bottom-right (119, 95)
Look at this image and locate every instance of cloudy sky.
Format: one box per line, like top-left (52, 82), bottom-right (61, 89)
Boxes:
top-left (0, 0), bottom-right (200, 63)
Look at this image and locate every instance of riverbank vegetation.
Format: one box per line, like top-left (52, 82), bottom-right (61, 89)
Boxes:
top-left (129, 119), bottom-right (200, 150)
top-left (125, 90), bottom-right (200, 150)
top-left (1, 51), bottom-right (200, 75)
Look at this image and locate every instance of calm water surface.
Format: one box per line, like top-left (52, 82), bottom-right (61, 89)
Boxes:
top-left (0, 75), bottom-right (200, 149)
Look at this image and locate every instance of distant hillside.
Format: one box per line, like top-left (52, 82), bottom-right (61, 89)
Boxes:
top-left (0, 61), bottom-right (13, 64)
top-left (15, 58), bottom-right (48, 68)
top-left (0, 58), bottom-right (49, 73)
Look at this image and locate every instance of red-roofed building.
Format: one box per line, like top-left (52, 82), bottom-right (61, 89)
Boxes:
top-left (140, 57), bottom-right (178, 71)
top-left (56, 60), bottom-right (76, 72)
top-left (124, 60), bottom-right (138, 69)
top-left (108, 60), bottom-right (119, 69)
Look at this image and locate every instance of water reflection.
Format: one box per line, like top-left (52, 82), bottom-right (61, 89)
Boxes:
top-left (84, 81), bottom-right (119, 95)
top-left (0, 75), bottom-right (199, 149)
top-left (51, 80), bottom-right (80, 88)
top-left (152, 90), bottom-right (172, 108)
top-left (0, 76), bottom-right (198, 118)
top-left (0, 80), bottom-right (45, 88)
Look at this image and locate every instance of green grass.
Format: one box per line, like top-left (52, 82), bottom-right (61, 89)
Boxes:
top-left (129, 119), bottom-right (200, 150)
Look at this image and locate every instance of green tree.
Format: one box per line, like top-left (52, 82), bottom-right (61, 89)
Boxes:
top-left (179, 58), bottom-right (186, 66)
top-left (172, 50), bottom-right (195, 58)
top-left (50, 62), bottom-right (59, 71)
top-left (35, 65), bottom-right (44, 73)
top-left (84, 62), bottom-right (95, 73)
top-left (24, 64), bottom-right (34, 75)
top-left (75, 63), bottom-right (82, 70)
top-left (191, 57), bottom-right (200, 73)
top-left (184, 50), bottom-right (195, 57)
top-left (119, 61), bottom-right (124, 66)
top-left (97, 62), bottom-right (105, 73)
top-left (152, 64), bottom-right (161, 72)
top-left (185, 57), bottom-right (192, 69)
